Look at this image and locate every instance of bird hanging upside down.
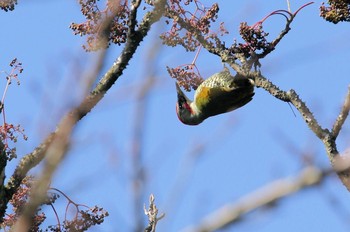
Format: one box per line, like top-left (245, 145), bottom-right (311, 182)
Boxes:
top-left (176, 70), bottom-right (255, 125)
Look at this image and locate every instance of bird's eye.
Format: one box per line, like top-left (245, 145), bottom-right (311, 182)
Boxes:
top-left (178, 96), bottom-right (186, 110)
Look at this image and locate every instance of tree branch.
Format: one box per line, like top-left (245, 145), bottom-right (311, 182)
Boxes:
top-left (165, 3), bottom-right (350, 191)
top-left (181, 166), bottom-right (326, 232)
top-left (254, 73), bottom-right (350, 190)
top-left (332, 86), bottom-right (350, 138)
top-left (2, 0), bottom-right (167, 225)
top-left (254, 74), bottom-right (328, 139)
top-left (144, 194), bottom-right (165, 232)
top-left (0, 141), bottom-right (7, 217)
top-left (131, 71), bottom-right (156, 232)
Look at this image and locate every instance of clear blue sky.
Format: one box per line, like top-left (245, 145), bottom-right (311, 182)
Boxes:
top-left (1, 1), bottom-right (350, 231)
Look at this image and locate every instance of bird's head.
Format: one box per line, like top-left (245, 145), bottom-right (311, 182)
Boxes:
top-left (175, 83), bottom-right (203, 125)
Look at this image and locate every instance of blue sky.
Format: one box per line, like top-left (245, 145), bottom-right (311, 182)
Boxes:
top-left (1, 1), bottom-right (350, 231)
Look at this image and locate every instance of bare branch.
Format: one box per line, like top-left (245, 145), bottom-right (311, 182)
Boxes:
top-left (131, 71), bottom-right (156, 231)
top-left (11, 47), bottom-right (110, 232)
top-left (332, 86), bottom-right (350, 138)
top-left (144, 194), bottom-right (165, 232)
top-left (182, 166), bottom-right (325, 232)
top-left (254, 72), bottom-right (350, 190)
top-left (253, 70), bottom-right (325, 133)
top-left (287, 89), bottom-right (328, 140)
top-left (3, 0), bottom-right (167, 225)
top-left (11, 112), bottom-right (76, 231)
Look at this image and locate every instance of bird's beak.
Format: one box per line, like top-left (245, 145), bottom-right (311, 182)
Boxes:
top-left (175, 82), bottom-right (180, 91)
top-left (175, 82), bottom-right (185, 97)
top-left (175, 82), bottom-right (191, 104)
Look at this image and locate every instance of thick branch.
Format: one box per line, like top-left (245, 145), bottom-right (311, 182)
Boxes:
top-left (2, 0), bottom-right (166, 224)
top-left (254, 73), bottom-right (350, 191)
top-left (287, 89), bottom-right (329, 140)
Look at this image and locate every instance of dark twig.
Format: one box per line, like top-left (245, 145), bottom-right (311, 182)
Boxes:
top-left (0, 141), bottom-right (7, 218)
top-left (258, 2), bottom-right (314, 58)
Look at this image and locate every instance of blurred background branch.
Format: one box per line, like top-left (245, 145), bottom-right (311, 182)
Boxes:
top-left (182, 166), bottom-right (328, 232)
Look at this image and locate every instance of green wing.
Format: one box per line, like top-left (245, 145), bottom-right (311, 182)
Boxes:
top-left (196, 77), bottom-right (254, 118)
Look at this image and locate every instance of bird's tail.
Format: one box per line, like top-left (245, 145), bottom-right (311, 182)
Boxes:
top-left (233, 74), bottom-right (255, 88)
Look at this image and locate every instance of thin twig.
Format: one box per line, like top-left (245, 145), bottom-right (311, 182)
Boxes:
top-left (287, 0), bottom-right (291, 12)
top-left (144, 194), bottom-right (165, 232)
top-left (332, 86), bottom-right (350, 138)
top-left (130, 24), bottom-right (163, 231)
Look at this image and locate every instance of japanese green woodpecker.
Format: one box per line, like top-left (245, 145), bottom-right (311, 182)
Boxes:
top-left (176, 70), bottom-right (254, 125)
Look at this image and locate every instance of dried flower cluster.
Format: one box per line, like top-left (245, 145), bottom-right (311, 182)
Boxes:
top-left (162, 0), bottom-right (227, 90)
top-left (46, 188), bottom-right (108, 231)
top-left (0, 178), bottom-right (108, 231)
top-left (0, 58), bottom-right (27, 161)
top-left (7, 58), bottom-right (23, 85)
top-left (161, 0), bottom-right (226, 52)
top-left (1, 177), bottom-right (48, 231)
top-left (231, 22), bottom-right (272, 58)
top-left (163, 2), bottom-right (313, 89)
top-left (0, 123), bottom-right (27, 160)
top-left (167, 65), bottom-right (203, 91)
top-left (60, 206), bottom-right (108, 231)
top-left (70, 0), bottom-right (130, 51)
top-left (0, 0), bottom-right (17, 12)
top-left (320, 0), bottom-right (350, 23)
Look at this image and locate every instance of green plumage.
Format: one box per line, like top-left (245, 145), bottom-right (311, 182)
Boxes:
top-left (195, 70), bottom-right (254, 117)
top-left (176, 69), bottom-right (254, 125)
